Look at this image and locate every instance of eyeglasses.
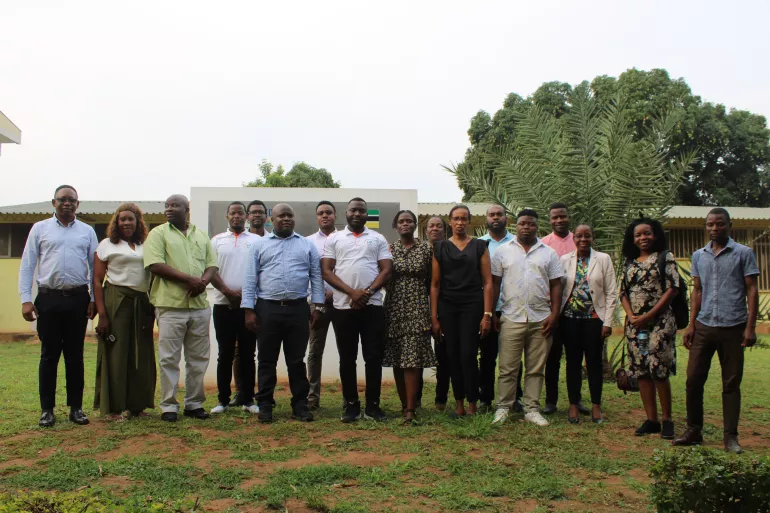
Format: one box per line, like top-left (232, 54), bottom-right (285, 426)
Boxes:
top-left (450, 216), bottom-right (469, 222)
top-left (54, 197), bottom-right (77, 204)
top-left (248, 210), bottom-right (266, 216)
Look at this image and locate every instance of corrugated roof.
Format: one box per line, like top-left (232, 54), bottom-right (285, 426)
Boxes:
top-left (417, 203), bottom-right (491, 217)
top-left (0, 201), bottom-right (166, 215)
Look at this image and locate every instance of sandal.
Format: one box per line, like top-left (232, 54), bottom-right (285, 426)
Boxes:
top-left (403, 410), bottom-right (416, 425)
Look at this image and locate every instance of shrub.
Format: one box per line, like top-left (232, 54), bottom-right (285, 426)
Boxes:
top-left (650, 447), bottom-right (770, 512)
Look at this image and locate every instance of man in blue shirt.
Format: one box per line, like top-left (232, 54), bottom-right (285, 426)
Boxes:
top-left (478, 205), bottom-right (523, 412)
top-left (242, 203), bottom-right (325, 423)
top-left (19, 185), bottom-right (99, 428)
top-left (674, 208), bottom-right (760, 454)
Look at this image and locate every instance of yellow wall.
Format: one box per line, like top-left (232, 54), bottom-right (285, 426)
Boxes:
top-left (0, 259), bottom-right (34, 333)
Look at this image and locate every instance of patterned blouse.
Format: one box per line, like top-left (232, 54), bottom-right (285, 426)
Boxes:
top-left (564, 257), bottom-right (598, 319)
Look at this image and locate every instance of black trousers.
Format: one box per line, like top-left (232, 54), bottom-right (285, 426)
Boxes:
top-left (439, 299), bottom-right (483, 403)
top-left (545, 327), bottom-right (565, 406)
top-left (212, 305), bottom-right (257, 405)
top-left (332, 306), bottom-right (385, 404)
top-left (416, 334), bottom-right (450, 406)
top-left (561, 316), bottom-right (604, 406)
top-left (254, 300), bottom-right (310, 408)
top-left (35, 289), bottom-right (90, 410)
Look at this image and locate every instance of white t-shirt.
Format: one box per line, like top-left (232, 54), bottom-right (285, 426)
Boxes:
top-left (96, 239), bottom-right (151, 292)
top-left (322, 226), bottom-right (392, 310)
top-left (210, 229), bottom-right (261, 305)
top-left (306, 229), bottom-right (337, 296)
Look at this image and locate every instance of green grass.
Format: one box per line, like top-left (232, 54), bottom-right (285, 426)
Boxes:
top-left (1, 336), bottom-right (770, 512)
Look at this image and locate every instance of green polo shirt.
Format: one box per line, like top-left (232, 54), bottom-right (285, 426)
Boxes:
top-left (144, 222), bottom-right (218, 310)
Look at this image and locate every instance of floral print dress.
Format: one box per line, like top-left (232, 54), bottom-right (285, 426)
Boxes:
top-left (383, 240), bottom-right (438, 369)
top-left (621, 252), bottom-right (679, 379)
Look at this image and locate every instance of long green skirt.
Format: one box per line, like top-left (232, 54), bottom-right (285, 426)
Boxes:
top-left (94, 283), bottom-right (156, 415)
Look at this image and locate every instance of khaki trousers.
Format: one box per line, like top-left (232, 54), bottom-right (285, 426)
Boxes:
top-left (156, 307), bottom-right (211, 413)
top-left (497, 317), bottom-right (552, 413)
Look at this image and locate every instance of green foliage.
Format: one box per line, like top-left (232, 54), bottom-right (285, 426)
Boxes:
top-left (243, 159), bottom-right (341, 188)
top-left (650, 447), bottom-right (770, 512)
top-left (458, 68), bottom-right (770, 206)
top-left (449, 90), bottom-right (696, 256)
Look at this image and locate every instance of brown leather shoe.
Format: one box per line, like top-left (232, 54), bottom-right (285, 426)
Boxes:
top-left (724, 434), bottom-right (742, 454)
top-left (672, 428), bottom-right (703, 446)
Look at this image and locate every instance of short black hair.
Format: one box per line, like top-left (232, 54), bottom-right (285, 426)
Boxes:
top-left (574, 223), bottom-right (594, 235)
top-left (448, 204), bottom-right (471, 219)
top-left (621, 218), bottom-right (668, 260)
top-left (549, 202), bottom-right (568, 212)
top-left (247, 200), bottom-right (267, 213)
top-left (486, 204), bottom-right (507, 216)
top-left (392, 209), bottom-right (417, 229)
top-left (517, 208), bottom-right (539, 219)
top-left (427, 216), bottom-right (446, 228)
top-left (316, 200), bottom-right (336, 213)
top-left (348, 197), bottom-right (367, 206)
top-left (54, 184), bottom-right (78, 196)
top-left (227, 201), bottom-right (246, 213)
top-left (707, 207), bottom-right (731, 222)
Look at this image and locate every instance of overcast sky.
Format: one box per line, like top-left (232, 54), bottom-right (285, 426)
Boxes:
top-left (1, 1), bottom-right (768, 207)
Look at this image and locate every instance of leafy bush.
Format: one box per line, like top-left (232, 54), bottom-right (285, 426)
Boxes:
top-left (650, 447), bottom-right (770, 512)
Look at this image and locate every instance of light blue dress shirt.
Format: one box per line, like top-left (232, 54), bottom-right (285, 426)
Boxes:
top-left (479, 231), bottom-right (515, 311)
top-left (19, 215), bottom-right (99, 303)
top-left (691, 237), bottom-right (760, 327)
top-left (240, 232), bottom-right (325, 308)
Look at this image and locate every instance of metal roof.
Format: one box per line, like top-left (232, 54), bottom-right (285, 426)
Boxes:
top-left (0, 201), bottom-right (166, 215)
top-left (0, 110), bottom-right (22, 145)
top-left (417, 203), bottom-right (492, 217)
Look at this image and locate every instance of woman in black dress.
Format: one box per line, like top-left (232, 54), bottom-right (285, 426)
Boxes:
top-left (384, 210), bottom-right (438, 424)
top-left (430, 205), bottom-right (494, 417)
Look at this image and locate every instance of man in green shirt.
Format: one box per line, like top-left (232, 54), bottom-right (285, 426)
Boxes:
top-left (144, 194), bottom-right (218, 422)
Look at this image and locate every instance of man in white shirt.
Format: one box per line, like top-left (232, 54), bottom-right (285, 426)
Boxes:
top-left (491, 209), bottom-right (563, 427)
top-left (322, 198), bottom-right (393, 423)
top-left (209, 202), bottom-right (261, 414)
top-left (305, 201), bottom-right (338, 411)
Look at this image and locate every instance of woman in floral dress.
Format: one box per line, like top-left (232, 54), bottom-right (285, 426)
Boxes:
top-left (620, 218), bottom-right (680, 440)
top-left (384, 210), bottom-right (438, 424)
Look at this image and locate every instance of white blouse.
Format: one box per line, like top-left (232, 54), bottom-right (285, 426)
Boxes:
top-left (96, 239), bottom-right (151, 292)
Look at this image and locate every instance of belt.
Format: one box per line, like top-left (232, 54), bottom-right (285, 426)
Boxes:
top-left (38, 285), bottom-right (89, 296)
top-left (261, 298), bottom-right (306, 306)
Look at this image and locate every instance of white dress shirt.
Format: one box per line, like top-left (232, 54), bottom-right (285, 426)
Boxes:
top-left (96, 239), bottom-right (151, 292)
top-left (210, 229), bottom-right (261, 305)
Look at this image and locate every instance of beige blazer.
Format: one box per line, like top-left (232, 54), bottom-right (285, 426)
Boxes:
top-left (559, 249), bottom-right (618, 327)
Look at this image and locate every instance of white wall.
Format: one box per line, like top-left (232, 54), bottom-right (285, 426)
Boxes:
top-left (189, 187), bottom-right (420, 386)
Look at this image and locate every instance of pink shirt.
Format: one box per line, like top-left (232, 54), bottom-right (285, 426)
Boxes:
top-left (540, 231), bottom-right (576, 257)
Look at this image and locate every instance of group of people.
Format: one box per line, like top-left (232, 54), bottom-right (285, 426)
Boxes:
top-left (19, 185), bottom-right (759, 453)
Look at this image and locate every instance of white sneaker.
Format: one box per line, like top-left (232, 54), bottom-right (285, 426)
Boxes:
top-left (492, 408), bottom-right (509, 425)
top-left (211, 404), bottom-right (227, 414)
top-left (243, 403), bottom-right (260, 414)
top-left (524, 411), bottom-right (550, 426)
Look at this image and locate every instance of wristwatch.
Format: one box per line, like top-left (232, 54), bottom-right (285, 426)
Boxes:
top-left (365, 287), bottom-right (375, 295)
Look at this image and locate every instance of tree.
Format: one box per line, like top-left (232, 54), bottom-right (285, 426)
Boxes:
top-left (244, 160), bottom-right (341, 188)
top-left (447, 90), bottom-right (696, 255)
top-left (457, 69), bottom-right (770, 206)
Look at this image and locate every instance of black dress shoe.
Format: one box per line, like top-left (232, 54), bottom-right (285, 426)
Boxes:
top-left (724, 434), bottom-right (742, 454)
top-left (576, 402), bottom-right (591, 415)
top-left (183, 408), bottom-right (210, 420)
top-left (672, 428), bottom-right (703, 446)
top-left (69, 409), bottom-right (90, 425)
top-left (542, 404), bottom-right (557, 415)
top-left (661, 420), bottom-right (675, 440)
top-left (635, 419), bottom-right (661, 436)
top-left (228, 393), bottom-right (244, 407)
top-left (258, 406), bottom-right (273, 423)
top-left (39, 409), bottom-right (55, 428)
top-left (291, 403), bottom-right (314, 422)
top-left (161, 412), bottom-right (178, 422)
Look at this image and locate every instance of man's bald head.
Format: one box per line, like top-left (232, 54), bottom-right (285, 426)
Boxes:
top-left (164, 194), bottom-right (190, 228)
top-left (272, 203), bottom-right (296, 237)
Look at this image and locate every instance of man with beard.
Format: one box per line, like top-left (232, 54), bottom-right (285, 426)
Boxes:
top-left (305, 201), bottom-right (338, 410)
top-left (19, 185), bottom-right (99, 427)
top-left (540, 203), bottom-right (589, 416)
top-left (242, 204), bottom-right (324, 423)
top-left (322, 198), bottom-right (393, 423)
top-left (144, 194), bottom-right (218, 422)
top-left (209, 202), bottom-right (261, 415)
top-left (479, 205), bottom-right (523, 412)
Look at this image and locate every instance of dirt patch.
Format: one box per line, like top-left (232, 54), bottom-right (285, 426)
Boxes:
top-left (511, 499), bottom-right (539, 512)
top-left (270, 449), bottom-right (415, 470)
top-left (283, 499), bottom-right (316, 512)
top-left (96, 434), bottom-right (190, 461)
top-left (203, 498), bottom-right (238, 512)
top-left (194, 449), bottom-right (235, 472)
top-left (239, 476), bottom-right (266, 490)
top-left (0, 458), bottom-right (35, 471)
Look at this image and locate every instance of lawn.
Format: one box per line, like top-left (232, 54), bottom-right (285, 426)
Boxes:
top-left (1, 336), bottom-right (769, 512)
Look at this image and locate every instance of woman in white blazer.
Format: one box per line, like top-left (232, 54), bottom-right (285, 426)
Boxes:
top-left (558, 224), bottom-right (618, 424)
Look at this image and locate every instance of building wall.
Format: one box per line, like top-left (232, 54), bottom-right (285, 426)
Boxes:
top-left (0, 259), bottom-right (33, 333)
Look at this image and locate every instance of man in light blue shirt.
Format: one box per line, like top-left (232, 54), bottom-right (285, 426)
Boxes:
top-left (18, 185), bottom-right (98, 428)
top-left (242, 203), bottom-right (325, 423)
top-left (478, 205), bottom-right (522, 411)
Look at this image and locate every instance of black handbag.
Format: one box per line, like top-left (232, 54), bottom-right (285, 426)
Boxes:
top-left (615, 341), bottom-right (639, 394)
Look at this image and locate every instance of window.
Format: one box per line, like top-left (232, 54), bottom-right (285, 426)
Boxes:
top-left (0, 225), bottom-right (10, 257)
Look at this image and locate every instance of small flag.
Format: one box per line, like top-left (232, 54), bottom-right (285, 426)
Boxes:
top-left (366, 209), bottom-right (380, 229)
